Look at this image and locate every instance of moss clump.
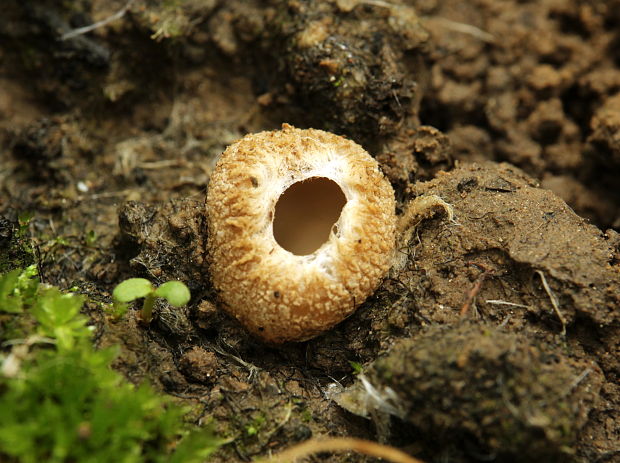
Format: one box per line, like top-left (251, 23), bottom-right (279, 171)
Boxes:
top-left (0, 267), bottom-right (223, 463)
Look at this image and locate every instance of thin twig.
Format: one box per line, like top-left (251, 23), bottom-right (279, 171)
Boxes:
top-left (535, 270), bottom-right (567, 336)
top-left (77, 189), bottom-right (137, 201)
top-left (485, 300), bottom-right (530, 309)
top-left (363, 0), bottom-right (397, 8)
top-left (263, 402), bottom-right (294, 442)
top-left (139, 160), bottom-right (191, 170)
top-left (259, 437), bottom-right (426, 463)
top-left (429, 17), bottom-right (495, 43)
top-left (61, 0), bottom-right (135, 40)
top-left (567, 368), bottom-right (591, 393)
top-left (210, 341), bottom-right (261, 382)
top-left (460, 262), bottom-right (494, 317)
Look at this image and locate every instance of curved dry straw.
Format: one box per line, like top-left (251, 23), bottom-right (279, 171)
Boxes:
top-left (259, 437), bottom-right (426, 463)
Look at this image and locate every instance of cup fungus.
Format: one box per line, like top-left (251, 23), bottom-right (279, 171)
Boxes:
top-left (206, 124), bottom-right (396, 343)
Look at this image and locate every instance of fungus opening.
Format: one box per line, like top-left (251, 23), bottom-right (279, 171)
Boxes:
top-left (273, 177), bottom-right (347, 255)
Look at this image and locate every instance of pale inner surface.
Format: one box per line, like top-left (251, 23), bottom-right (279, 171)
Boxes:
top-left (273, 177), bottom-right (347, 256)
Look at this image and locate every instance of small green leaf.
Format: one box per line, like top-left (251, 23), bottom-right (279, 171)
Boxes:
top-left (349, 361), bottom-right (363, 375)
top-left (0, 269), bottom-right (23, 313)
top-left (169, 424), bottom-right (226, 463)
top-left (33, 288), bottom-right (84, 328)
top-left (106, 301), bottom-right (129, 320)
top-left (154, 281), bottom-right (190, 307)
top-left (15, 265), bottom-right (39, 306)
top-left (112, 278), bottom-right (153, 303)
top-left (17, 211), bottom-right (33, 227)
top-left (85, 230), bottom-right (97, 246)
top-left (31, 288), bottom-right (90, 350)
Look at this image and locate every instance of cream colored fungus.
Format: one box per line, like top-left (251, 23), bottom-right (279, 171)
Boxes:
top-left (206, 124), bottom-right (396, 343)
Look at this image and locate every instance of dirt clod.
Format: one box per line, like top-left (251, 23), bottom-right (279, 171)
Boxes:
top-left (363, 323), bottom-right (603, 462)
top-left (179, 346), bottom-right (218, 384)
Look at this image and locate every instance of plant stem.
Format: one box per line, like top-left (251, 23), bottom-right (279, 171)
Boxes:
top-left (141, 293), bottom-right (156, 323)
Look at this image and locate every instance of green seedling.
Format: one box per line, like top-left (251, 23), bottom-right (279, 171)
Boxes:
top-left (112, 278), bottom-right (190, 322)
top-left (84, 229), bottom-right (98, 247)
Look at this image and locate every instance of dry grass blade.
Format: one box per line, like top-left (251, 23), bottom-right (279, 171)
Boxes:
top-left (61, 0), bottom-right (135, 40)
top-left (259, 437), bottom-right (426, 463)
top-left (535, 270), bottom-right (567, 336)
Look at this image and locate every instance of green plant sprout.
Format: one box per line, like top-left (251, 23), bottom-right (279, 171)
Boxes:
top-left (84, 230), bottom-right (98, 247)
top-left (349, 360), bottom-right (364, 375)
top-left (112, 278), bottom-right (190, 322)
top-left (16, 211), bottom-right (33, 238)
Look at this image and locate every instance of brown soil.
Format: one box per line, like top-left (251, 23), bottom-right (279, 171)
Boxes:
top-left (1, 1), bottom-right (619, 462)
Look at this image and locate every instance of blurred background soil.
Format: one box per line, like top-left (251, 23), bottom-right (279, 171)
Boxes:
top-left (0, 1), bottom-right (619, 462)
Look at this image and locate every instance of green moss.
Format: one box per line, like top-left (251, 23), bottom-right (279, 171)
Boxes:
top-left (300, 409), bottom-right (313, 423)
top-left (245, 413), bottom-right (266, 437)
top-left (0, 267), bottom-right (224, 462)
